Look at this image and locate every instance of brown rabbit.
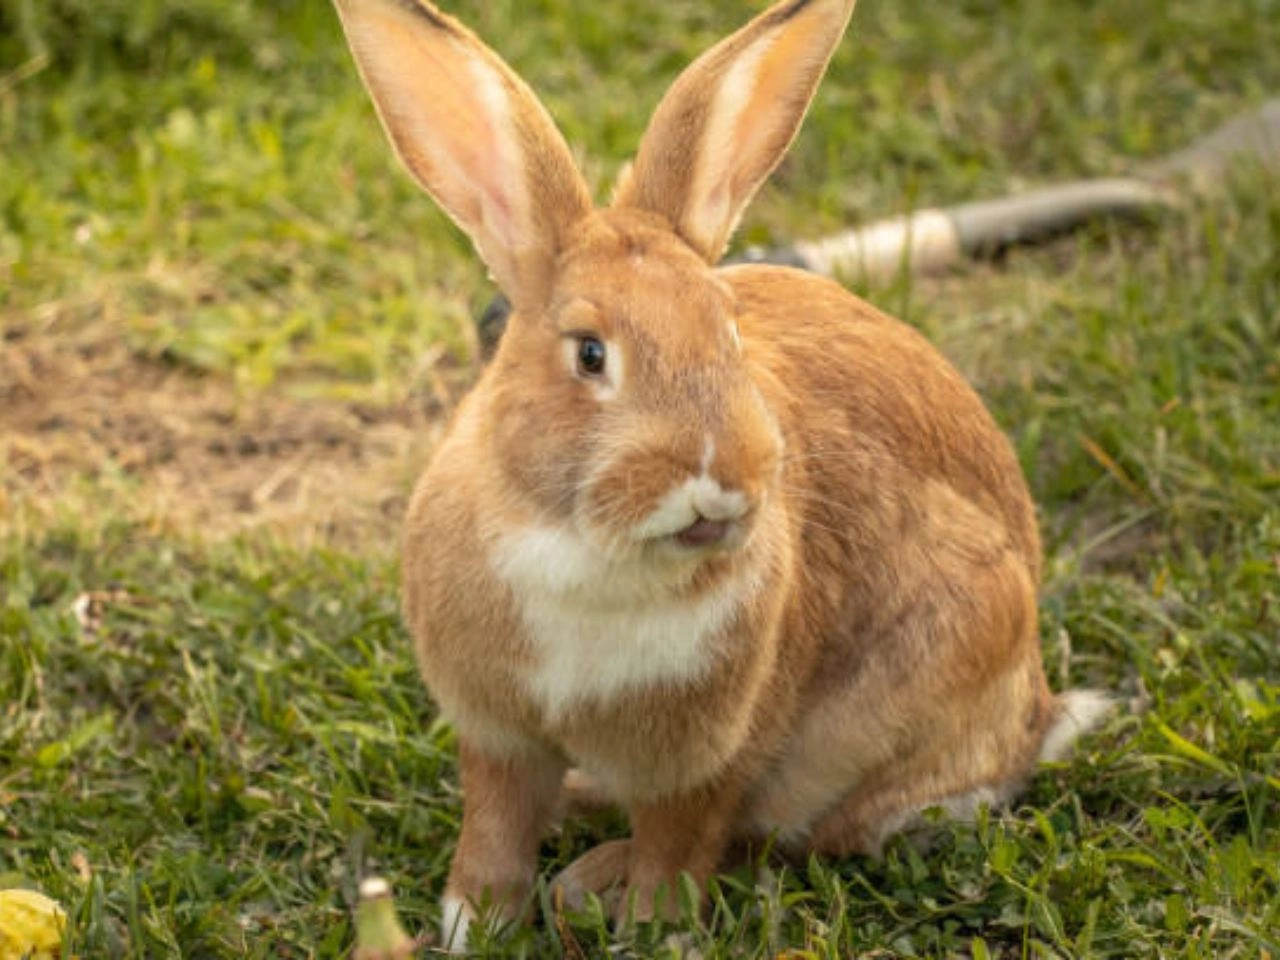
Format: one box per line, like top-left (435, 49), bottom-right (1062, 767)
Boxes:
top-left (333, 0), bottom-right (1111, 948)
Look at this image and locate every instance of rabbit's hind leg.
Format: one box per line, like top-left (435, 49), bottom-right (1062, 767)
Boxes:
top-left (803, 645), bottom-right (1054, 858)
top-left (745, 546), bottom-right (1053, 856)
top-left (803, 688), bottom-right (1045, 856)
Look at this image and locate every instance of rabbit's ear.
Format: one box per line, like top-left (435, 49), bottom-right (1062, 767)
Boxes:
top-left (615, 0), bottom-right (855, 264)
top-left (335, 0), bottom-right (592, 309)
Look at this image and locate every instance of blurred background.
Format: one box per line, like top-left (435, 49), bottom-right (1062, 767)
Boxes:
top-left (2, 0), bottom-right (1278, 543)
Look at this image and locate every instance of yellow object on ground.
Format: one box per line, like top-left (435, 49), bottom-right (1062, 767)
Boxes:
top-left (0, 889), bottom-right (66, 960)
top-left (353, 877), bottom-right (417, 959)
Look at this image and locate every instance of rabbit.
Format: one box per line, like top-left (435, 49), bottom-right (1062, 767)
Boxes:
top-left (333, 0), bottom-right (1112, 949)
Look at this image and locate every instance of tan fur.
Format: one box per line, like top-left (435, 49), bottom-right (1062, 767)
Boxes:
top-left (335, 0), bottom-right (1108, 947)
top-left (333, 0), bottom-right (591, 309)
top-left (616, 0), bottom-right (857, 261)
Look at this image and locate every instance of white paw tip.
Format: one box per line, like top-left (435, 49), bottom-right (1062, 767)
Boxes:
top-left (440, 894), bottom-right (474, 952)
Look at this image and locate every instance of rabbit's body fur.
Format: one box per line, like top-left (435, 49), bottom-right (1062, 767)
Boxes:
top-left (405, 234), bottom-right (1048, 824)
top-left (334, 0), bottom-right (1108, 947)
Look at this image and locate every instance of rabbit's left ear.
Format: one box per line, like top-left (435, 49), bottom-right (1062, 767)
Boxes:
top-left (335, 0), bottom-right (593, 310)
top-left (615, 0), bottom-right (856, 264)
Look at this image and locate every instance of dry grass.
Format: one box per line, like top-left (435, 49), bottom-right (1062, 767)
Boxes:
top-left (1, 324), bottom-right (445, 550)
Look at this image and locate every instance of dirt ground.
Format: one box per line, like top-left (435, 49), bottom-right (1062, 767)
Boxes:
top-left (0, 324), bottom-right (454, 551)
top-left (1, 265), bottom-right (1156, 567)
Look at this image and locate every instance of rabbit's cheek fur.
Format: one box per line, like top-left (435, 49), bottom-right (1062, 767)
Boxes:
top-left (488, 350), bottom-right (600, 518)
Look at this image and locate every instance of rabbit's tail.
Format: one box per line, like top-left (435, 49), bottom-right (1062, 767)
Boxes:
top-left (1038, 689), bottom-right (1114, 763)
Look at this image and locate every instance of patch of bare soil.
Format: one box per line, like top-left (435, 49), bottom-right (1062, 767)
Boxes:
top-left (0, 328), bottom-right (455, 550)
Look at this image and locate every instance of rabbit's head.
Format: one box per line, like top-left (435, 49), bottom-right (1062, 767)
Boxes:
top-left (484, 208), bottom-right (786, 570)
top-left (336, 0), bottom-right (855, 570)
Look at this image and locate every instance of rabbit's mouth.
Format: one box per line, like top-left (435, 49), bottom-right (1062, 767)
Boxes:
top-left (643, 511), bottom-right (753, 558)
top-left (629, 470), bottom-right (753, 545)
top-left (673, 516), bottom-right (732, 549)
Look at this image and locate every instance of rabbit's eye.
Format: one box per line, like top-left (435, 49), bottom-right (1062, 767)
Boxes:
top-left (576, 337), bottom-right (607, 377)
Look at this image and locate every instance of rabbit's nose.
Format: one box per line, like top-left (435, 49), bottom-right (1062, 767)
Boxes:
top-left (691, 483), bottom-right (750, 524)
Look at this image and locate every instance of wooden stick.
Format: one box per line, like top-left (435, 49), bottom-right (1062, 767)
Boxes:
top-left (738, 98), bottom-right (1280, 280)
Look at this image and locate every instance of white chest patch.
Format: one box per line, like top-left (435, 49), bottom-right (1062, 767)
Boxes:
top-left (491, 525), bottom-right (748, 720)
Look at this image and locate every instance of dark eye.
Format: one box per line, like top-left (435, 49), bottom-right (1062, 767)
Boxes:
top-left (576, 336), bottom-right (607, 377)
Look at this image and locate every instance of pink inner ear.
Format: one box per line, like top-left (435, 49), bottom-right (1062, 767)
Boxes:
top-left (462, 57), bottom-right (528, 255)
top-left (480, 184), bottom-right (518, 254)
top-left (360, 15), bottom-right (530, 261)
top-left (728, 101), bottom-right (781, 198)
top-left (340, 0), bottom-right (594, 302)
top-left (678, 28), bottom-right (782, 256)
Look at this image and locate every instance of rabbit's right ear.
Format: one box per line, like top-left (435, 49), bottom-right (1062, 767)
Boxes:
top-left (616, 0), bottom-right (856, 264)
top-left (335, 0), bottom-right (593, 310)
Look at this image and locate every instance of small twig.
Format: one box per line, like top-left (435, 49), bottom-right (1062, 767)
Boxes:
top-left (1077, 433), bottom-right (1147, 501)
top-left (0, 52), bottom-right (51, 98)
top-left (552, 887), bottom-right (589, 960)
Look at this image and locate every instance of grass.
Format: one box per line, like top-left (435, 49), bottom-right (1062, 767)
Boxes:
top-left (5, 0), bottom-right (1279, 396)
top-left (2, 0), bottom-right (1279, 956)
